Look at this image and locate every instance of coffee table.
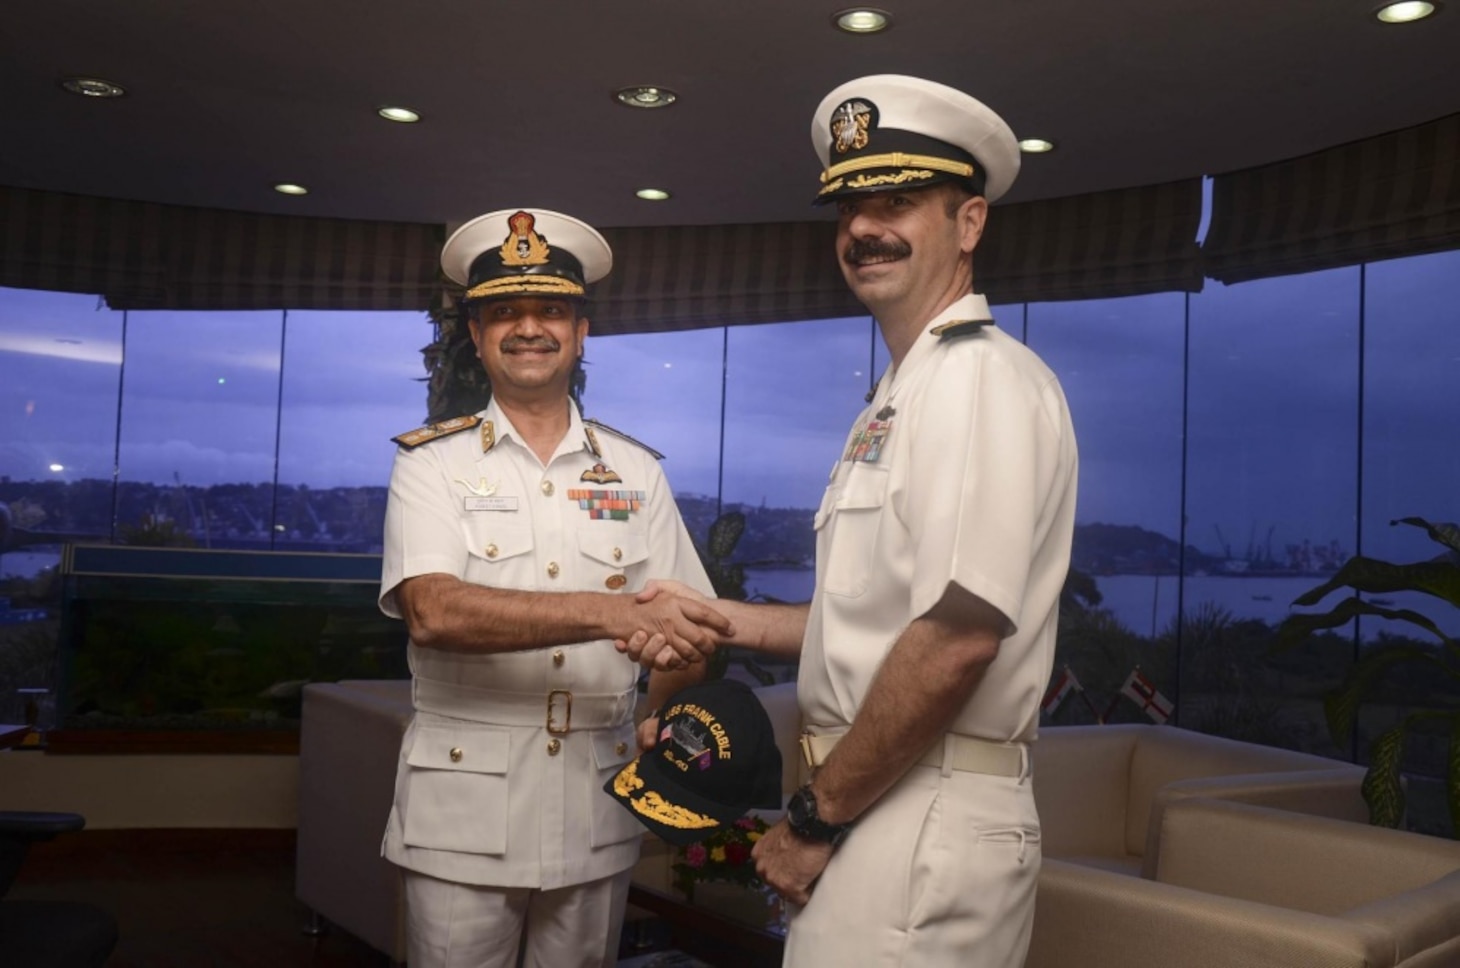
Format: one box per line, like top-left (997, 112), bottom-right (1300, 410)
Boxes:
top-left (627, 881), bottom-right (786, 968)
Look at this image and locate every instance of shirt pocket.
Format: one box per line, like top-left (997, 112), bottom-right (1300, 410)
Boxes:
top-left (587, 722), bottom-right (643, 848)
top-left (817, 463), bottom-right (890, 599)
top-left (461, 519), bottom-right (534, 586)
top-left (400, 720), bottom-right (511, 855)
top-left (577, 530), bottom-right (650, 593)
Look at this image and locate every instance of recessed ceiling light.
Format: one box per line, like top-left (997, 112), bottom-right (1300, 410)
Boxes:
top-left (833, 8), bottom-right (893, 33)
top-left (273, 183), bottom-right (309, 196)
top-left (614, 86), bottom-right (678, 109)
top-left (49, 464), bottom-right (65, 473)
top-left (636, 188), bottom-right (672, 201)
top-left (1018, 138), bottom-right (1056, 153)
top-left (378, 106), bottom-right (421, 123)
top-left (59, 76), bottom-right (126, 99)
top-left (1374, 0), bottom-right (1438, 21)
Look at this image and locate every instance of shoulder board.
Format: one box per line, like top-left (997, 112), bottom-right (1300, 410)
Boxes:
top-left (584, 418), bottom-right (664, 460)
top-left (930, 319), bottom-right (993, 342)
top-left (392, 414), bottom-right (483, 450)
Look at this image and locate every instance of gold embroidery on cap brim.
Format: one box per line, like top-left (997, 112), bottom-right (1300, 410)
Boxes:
top-left (612, 760), bottom-right (719, 830)
top-left (818, 170), bottom-right (939, 197)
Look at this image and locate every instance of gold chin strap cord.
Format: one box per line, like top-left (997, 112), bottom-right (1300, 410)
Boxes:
top-left (466, 275), bottom-right (585, 300)
top-left (820, 151), bottom-right (976, 184)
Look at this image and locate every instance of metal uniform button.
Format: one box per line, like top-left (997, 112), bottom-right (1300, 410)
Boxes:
top-left (485, 544), bottom-right (498, 559)
top-left (552, 649), bottom-right (565, 667)
top-left (615, 742), bottom-right (628, 755)
top-left (540, 480), bottom-right (555, 497)
top-left (449, 747), bottom-right (463, 763)
top-left (547, 561), bottom-right (560, 578)
top-left (547, 739), bottom-right (562, 756)
top-left (613, 547), bottom-right (623, 561)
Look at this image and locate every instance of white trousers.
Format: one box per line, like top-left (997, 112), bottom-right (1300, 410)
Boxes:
top-left (403, 868), bottom-right (633, 968)
top-left (782, 764), bottom-right (1041, 968)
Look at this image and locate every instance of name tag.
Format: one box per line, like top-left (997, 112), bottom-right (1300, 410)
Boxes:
top-left (465, 496), bottom-right (518, 512)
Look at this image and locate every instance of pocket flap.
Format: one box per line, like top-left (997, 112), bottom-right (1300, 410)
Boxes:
top-left (463, 521), bottom-right (534, 563)
top-left (590, 723), bottom-right (639, 770)
top-left (837, 464), bottom-right (889, 510)
top-left (578, 531), bottom-right (650, 568)
top-left (406, 721), bottom-right (510, 774)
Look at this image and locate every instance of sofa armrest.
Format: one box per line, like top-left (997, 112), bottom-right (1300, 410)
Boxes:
top-left (1140, 768), bottom-right (1367, 877)
top-left (1347, 870), bottom-right (1460, 965)
top-left (1028, 859), bottom-right (1388, 968)
top-left (295, 681), bottom-right (413, 962)
top-left (1154, 798), bottom-right (1460, 915)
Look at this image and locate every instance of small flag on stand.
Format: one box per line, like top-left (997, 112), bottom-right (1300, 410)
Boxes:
top-left (1041, 666), bottom-right (1082, 716)
top-left (1119, 668), bottom-right (1175, 724)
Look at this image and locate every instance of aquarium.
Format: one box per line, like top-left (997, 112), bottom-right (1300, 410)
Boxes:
top-left (55, 544), bottom-right (407, 750)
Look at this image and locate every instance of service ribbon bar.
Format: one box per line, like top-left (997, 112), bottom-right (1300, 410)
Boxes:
top-left (568, 488), bottom-right (647, 520)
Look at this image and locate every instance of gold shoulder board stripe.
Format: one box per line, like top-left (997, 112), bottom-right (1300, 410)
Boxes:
top-left (930, 319), bottom-right (992, 342)
top-left (392, 414), bottom-right (483, 450)
top-left (584, 418), bottom-right (664, 460)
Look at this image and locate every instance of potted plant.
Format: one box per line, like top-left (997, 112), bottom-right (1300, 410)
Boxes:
top-left (1275, 516), bottom-right (1460, 833)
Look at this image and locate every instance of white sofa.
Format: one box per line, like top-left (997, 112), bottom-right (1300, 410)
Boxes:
top-left (298, 678), bottom-right (1411, 967)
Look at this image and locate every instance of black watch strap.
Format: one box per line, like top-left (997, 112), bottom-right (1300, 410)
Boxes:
top-left (787, 784), bottom-right (852, 846)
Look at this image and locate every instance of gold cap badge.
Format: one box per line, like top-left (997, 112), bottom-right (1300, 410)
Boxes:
top-left (500, 211), bottom-right (551, 267)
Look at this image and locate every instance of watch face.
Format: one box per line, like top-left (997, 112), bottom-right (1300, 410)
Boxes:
top-left (788, 790), bottom-right (810, 826)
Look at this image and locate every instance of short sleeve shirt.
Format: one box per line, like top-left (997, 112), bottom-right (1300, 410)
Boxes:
top-left (798, 293), bottom-right (1079, 745)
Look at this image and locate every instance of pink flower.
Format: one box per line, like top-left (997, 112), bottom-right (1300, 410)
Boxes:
top-left (685, 843), bottom-right (707, 868)
top-left (734, 817), bottom-right (757, 830)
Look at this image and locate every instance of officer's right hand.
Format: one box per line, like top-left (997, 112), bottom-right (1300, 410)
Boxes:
top-left (623, 593), bottom-right (732, 669)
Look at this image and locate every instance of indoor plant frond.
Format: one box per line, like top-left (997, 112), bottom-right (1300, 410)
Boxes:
top-left (1275, 515), bottom-right (1460, 836)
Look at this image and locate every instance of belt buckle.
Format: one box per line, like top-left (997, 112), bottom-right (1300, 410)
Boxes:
top-left (798, 733), bottom-right (816, 769)
top-left (547, 689), bottom-right (572, 736)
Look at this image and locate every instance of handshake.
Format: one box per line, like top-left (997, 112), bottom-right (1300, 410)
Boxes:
top-left (614, 579), bottom-right (734, 671)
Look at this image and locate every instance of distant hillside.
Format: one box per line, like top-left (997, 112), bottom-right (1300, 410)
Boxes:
top-left (1071, 522), bottom-right (1220, 576)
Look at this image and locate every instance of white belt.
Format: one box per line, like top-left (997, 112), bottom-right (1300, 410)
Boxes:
top-left (801, 730), bottom-right (1030, 779)
top-left (412, 678), bottom-right (636, 735)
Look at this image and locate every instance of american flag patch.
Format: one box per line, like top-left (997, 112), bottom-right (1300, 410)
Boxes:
top-left (568, 489), bottom-right (646, 520)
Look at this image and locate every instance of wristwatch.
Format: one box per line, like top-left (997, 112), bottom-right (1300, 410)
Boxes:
top-left (786, 784), bottom-right (852, 846)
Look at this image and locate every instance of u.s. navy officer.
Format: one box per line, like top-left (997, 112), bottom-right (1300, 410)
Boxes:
top-left (378, 208), bottom-right (729, 968)
top-left (624, 76), bottom-right (1080, 967)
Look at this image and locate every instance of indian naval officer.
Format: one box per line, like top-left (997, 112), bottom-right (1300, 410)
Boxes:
top-left (378, 207), bottom-right (730, 968)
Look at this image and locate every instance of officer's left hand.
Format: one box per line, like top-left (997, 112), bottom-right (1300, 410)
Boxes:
top-left (751, 819), bottom-right (834, 906)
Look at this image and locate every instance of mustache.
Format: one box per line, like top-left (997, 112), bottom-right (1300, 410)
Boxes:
top-left (500, 336), bottom-right (561, 352)
top-left (844, 238), bottom-right (912, 264)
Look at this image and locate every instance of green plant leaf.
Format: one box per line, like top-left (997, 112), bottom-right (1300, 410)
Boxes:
top-left (1450, 718), bottom-right (1460, 839)
top-left (1392, 517), bottom-right (1460, 558)
top-left (1363, 724), bottom-right (1407, 828)
top-left (708, 511), bottom-right (746, 561)
top-left (1275, 595), bottom-right (1453, 650)
top-left (1290, 556), bottom-right (1460, 612)
top-left (1321, 643), bottom-right (1443, 740)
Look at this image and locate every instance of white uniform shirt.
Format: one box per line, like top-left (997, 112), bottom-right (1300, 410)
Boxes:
top-left (377, 397), bottom-right (713, 889)
top-left (799, 293), bottom-right (1079, 745)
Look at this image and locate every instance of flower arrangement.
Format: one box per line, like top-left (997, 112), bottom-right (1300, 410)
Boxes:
top-left (670, 815), bottom-right (769, 902)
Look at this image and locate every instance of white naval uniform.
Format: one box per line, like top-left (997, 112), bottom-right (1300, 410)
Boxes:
top-left (377, 397), bottom-right (713, 964)
top-left (787, 293), bottom-right (1079, 968)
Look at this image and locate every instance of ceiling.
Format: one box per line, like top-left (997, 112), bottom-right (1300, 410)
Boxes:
top-left (4, 0), bottom-right (1459, 232)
